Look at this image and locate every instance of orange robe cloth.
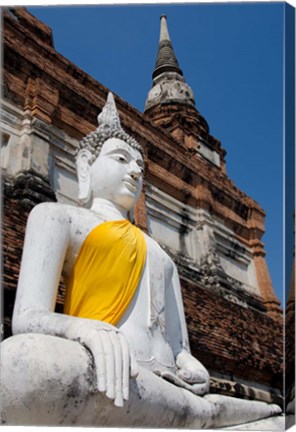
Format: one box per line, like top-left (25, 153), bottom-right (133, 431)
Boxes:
top-left (64, 220), bottom-right (147, 326)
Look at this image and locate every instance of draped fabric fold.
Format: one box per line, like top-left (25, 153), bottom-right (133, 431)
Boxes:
top-left (64, 220), bottom-right (147, 325)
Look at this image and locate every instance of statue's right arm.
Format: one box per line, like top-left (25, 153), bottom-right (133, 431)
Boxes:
top-left (12, 202), bottom-right (136, 407)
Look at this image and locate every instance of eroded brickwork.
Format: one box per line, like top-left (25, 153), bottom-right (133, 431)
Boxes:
top-left (181, 277), bottom-right (282, 389)
top-left (2, 196), bottom-right (29, 339)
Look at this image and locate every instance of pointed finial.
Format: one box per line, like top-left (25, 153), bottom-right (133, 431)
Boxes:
top-left (97, 92), bottom-right (121, 132)
top-left (153, 15), bottom-right (183, 79)
top-left (159, 15), bottom-right (170, 41)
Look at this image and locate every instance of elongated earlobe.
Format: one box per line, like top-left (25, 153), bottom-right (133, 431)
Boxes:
top-left (77, 149), bottom-right (92, 204)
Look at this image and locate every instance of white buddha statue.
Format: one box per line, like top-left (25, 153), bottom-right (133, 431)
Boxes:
top-left (1, 93), bottom-right (281, 428)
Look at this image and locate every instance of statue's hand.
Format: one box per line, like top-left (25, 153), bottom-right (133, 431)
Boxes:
top-left (153, 350), bottom-right (209, 396)
top-left (175, 350), bottom-right (210, 396)
top-left (66, 320), bottom-right (138, 407)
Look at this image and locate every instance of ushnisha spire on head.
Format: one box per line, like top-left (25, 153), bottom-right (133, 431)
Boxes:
top-left (96, 92), bottom-right (121, 132)
top-left (78, 92), bottom-right (144, 163)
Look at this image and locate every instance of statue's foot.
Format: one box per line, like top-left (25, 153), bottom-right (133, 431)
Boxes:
top-left (1, 334), bottom-right (281, 428)
top-left (204, 394), bottom-right (281, 428)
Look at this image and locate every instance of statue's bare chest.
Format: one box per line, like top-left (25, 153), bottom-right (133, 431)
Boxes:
top-left (63, 210), bottom-right (106, 277)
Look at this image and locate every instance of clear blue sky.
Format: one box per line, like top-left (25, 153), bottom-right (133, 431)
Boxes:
top-left (28, 3), bottom-right (286, 305)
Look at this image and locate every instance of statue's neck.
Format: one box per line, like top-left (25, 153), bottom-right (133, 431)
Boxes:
top-left (90, 198), bottom-right (128, 221)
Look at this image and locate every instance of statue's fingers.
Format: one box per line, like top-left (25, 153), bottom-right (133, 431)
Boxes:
top-left (159, 370), bottom-right (183, 387)
top-left (161, 370), bottom-right (208, 396)
top-left (89, 335), bottom-right (106, 393)
top-left (100, 331), bottom-right (115, 400)
top-left (119, 332), bottom-right (129, 401)
top-left (176, 368), bottom-right (193, 382)
top-left (110, 332), bottom-right (124, 407)
top-left (177, 366), bottom-right (208, 384)
top-left (191, 382), bottom-right (209, 396)
top-left (130, 350), bottom-right (139, 378)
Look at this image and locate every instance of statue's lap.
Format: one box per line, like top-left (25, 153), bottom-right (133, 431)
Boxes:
top-left (1, 333), bottom-right (217, 428)
top-left (1, 333), bottom-right (280, 428)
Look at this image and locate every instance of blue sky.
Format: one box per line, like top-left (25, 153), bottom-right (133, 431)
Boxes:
top-left (28, 3), bottom-right (287, 305)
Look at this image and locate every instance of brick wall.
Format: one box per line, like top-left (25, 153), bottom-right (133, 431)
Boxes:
top-left (181, 277), bottom-right (283, 391)
top-left (2, 195), bottom-right (29, 338)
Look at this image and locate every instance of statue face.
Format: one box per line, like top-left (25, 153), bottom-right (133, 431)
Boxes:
top-left (90, 138), bottom-right (144, 211)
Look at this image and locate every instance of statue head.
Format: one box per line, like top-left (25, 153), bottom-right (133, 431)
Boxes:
top-left (77, 93), bottom-right (144, 211)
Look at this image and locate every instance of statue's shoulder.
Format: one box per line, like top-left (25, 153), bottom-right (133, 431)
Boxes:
top-left (30, 202), bottom-right (95, 224)
top-left (28, 202), bottom-right (78, 227)
top-left (30, 201), bottom-right (71, 217)
top-left (143, 233), bottom-right (176, 271)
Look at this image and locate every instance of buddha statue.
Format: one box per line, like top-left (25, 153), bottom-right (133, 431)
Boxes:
top-left (1, 93), bottom-right (281, 428)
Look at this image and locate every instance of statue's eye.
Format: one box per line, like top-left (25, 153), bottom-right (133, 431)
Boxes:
top-left (117, 155), bottom-right (127, 163)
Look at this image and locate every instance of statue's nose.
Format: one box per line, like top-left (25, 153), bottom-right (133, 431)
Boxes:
top-left (129, 161), bottom-right (142, 180)
top-left (130, 171), bottom-right (141, 181)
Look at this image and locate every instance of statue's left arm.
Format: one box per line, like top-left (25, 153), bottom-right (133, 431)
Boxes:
top-left (165, 263), bottom-right (209, 396)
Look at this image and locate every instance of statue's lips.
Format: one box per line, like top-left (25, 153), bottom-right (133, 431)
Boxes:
top-left (123, 179), bottom-right (138, 193)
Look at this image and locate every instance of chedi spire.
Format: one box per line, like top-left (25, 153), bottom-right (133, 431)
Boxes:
top-left (153, 15), bottom-right (183, 78)
top-left (145, 15), bottom-right (195, 112)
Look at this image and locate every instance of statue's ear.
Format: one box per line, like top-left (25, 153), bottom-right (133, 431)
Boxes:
top-left (76, 149), bottom-right (92, 204)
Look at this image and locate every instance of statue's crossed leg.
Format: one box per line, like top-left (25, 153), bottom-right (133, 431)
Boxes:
top-left (1, 333), bottom-right (281, 428)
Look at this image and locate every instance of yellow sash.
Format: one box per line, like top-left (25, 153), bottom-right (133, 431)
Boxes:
top-left (64, 220), bottom-right (147, 325)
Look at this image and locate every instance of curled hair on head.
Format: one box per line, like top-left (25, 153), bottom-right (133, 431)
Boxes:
top-left (77, 92), bottom-right (144, 165)
top-left (78, 127), bottom-right (144, 165)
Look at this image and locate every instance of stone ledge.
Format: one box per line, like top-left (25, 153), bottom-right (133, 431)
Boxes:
top-left (210, 377), bottom-right (283, 408)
